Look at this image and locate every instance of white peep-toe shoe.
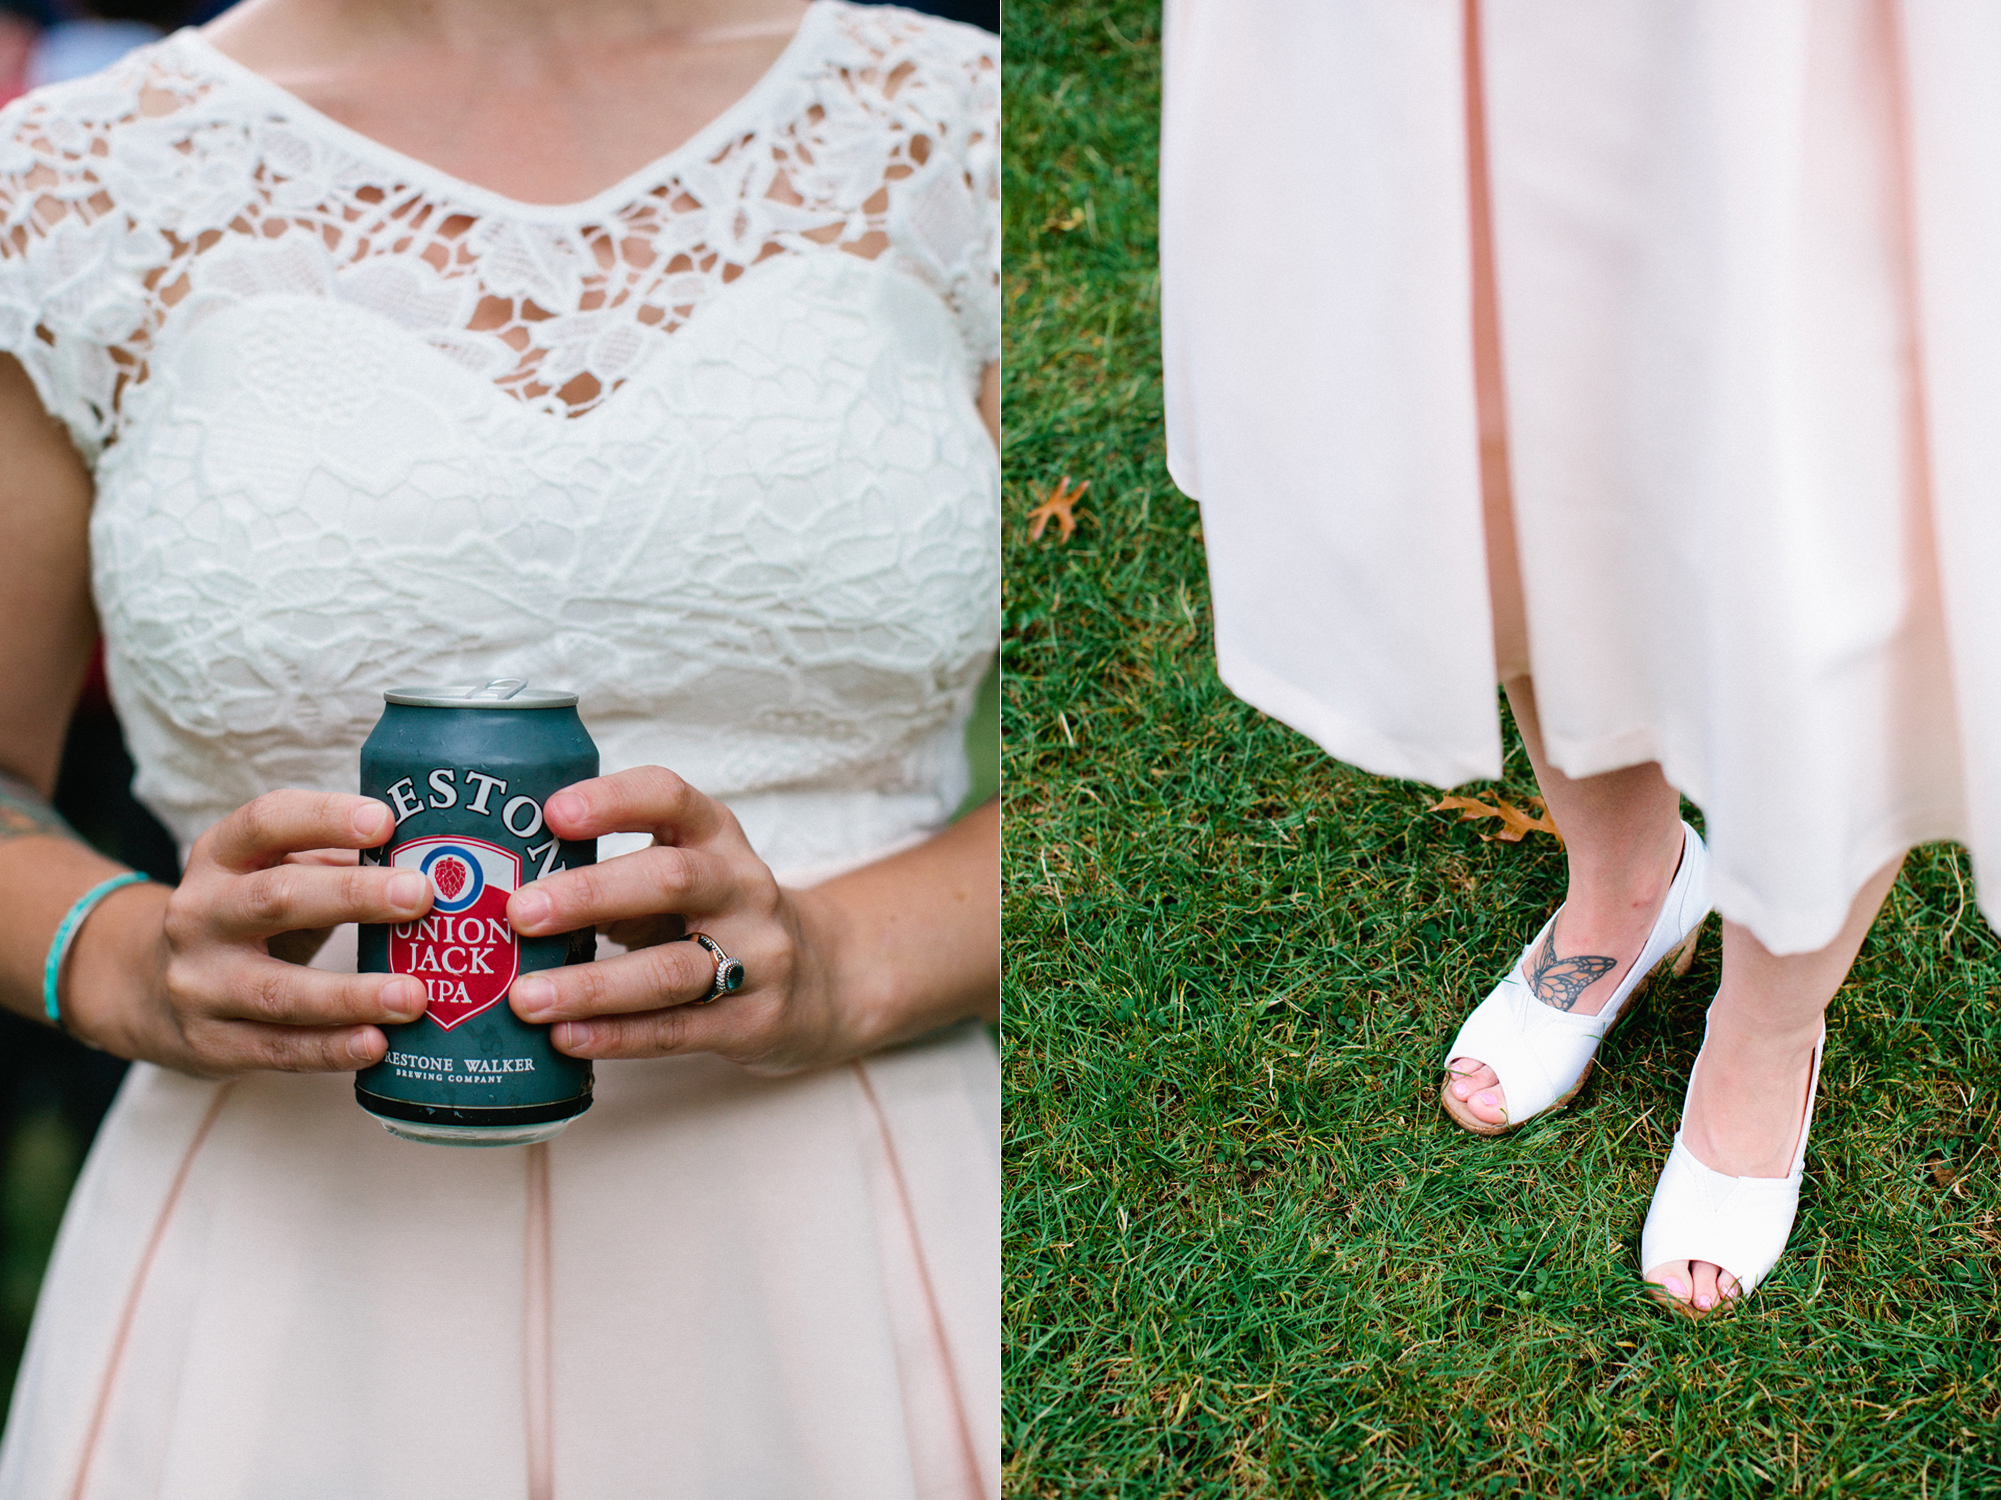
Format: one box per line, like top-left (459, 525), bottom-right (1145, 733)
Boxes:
top-left (1640, 1021), bottom-right (1825, 1306)
top-left (1440, 820), bottom-right (1712, 1135)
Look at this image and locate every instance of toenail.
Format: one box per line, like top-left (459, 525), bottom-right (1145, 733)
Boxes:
top-left (1663, 1277), bottom-right (1687, 1297)
top-left (1695, 1294), bottom-right (1713, 1310)
top-left (1476, 1090), bottom-right (1496, 1107)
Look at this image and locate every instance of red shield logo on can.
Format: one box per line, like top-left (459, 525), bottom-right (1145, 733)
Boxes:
top-left (388, 836), bottom-right (521, 1031)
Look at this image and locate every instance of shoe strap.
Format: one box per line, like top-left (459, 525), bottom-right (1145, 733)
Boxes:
top-left (1447, 952), bottom-right (1617, 1123)
top-left (1639, 1132), bottom-right (1805, 1295)
top-left (1448, 823), bottom-right (1713, 1127)
top-left (1640, 1027), bottom-right (1825, 1294)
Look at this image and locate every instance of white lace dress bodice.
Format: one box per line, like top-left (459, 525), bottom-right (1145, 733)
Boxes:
top-left (0, 0), bottom-right (999, 880)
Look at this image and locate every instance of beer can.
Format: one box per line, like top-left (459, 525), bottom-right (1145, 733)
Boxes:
top-left (353, 679), bottom-right (598, 1147)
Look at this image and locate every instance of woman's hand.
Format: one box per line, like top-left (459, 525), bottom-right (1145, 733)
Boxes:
top-left (505, 766), bottom-right (1001, 1075)
top-left (503, 767), bottom-right (856, 1075)
top-left (67, 791), bottom-right (435, 1076)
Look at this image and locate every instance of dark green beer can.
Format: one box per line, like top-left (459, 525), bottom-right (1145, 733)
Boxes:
top-left (354, 679), bottom-right (598, 1147)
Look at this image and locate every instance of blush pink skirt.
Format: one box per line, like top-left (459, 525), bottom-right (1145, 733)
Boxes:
top-left (1163, 0), bottom-right (2001, 953)
top-left (0, 924), bottom-right (998, 1500)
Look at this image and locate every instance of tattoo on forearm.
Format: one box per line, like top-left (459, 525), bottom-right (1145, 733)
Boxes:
top-left (0, 770), bottom-right (78, 844)
top-left (1527, 930), bottom-right (1617, 1011)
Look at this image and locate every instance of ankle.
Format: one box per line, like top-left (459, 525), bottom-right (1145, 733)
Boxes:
top-left (1556, 887), bottom-right (1666, 943)
top-left (1682, 1032), bottom-right (1819, 1177)
top-left (1699, 1010), bottom-right (1822, 1067)
top-left (1560, 826), bottom-right (1684, 921)
top-left (1566, 862), bottom-right (1674, 922)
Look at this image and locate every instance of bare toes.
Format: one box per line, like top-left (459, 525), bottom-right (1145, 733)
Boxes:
top-left (1645, 1261), bottom-right (1695, 1311)
top-left (1445, 1059), bottom-right (1509, 1125)
top-left (1446, 1058), bottom-right (1495, 1100)
top-left (1690, 1261), bottom-right (1721, 1313)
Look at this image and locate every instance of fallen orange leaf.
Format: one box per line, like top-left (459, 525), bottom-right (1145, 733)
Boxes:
top-left (1027, 476), bottom-right (1090, 542)
top-left (1430, 792), bottom-right (1564, 847)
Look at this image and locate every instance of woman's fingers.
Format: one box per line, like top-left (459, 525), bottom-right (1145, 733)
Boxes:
top-left (208, 861), bottom-right (433, 940)
top-left (510, 937), bottom-right (726, 1023)
top-left (145, 788), bottom-right (460, 1078)
top-left (194, 962), bottom-right (427, 1030)
top-left (197, 790), bottom-right (394, 872)
top-left (509, 843), bottom-right (740, 937)
top-left (550, 998), bottom-right (763, 1062)
top-left (485, 767), bottom-right (821, 1069)
top-left (541, 766), bottom-right (736, 845)
top-left (198, 1019), bottom-right (398, 1074)
top-left (599, 912), bottom-right (687, 951)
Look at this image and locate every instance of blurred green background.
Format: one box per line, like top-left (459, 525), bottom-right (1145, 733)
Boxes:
top-left (0, 1111), bottom-right (87, 1417)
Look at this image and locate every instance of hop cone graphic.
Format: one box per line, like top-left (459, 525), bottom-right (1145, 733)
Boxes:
top-left (434, 858), bottom-right (468, 900)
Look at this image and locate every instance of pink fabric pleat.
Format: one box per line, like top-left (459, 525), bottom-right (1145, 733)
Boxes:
top-left (1898, 1), bottom-right (2001, 913)
top-left (70, 1083), bottom-right (235, 1500)
top-left (524, 1142), bottom-right (554, 1500)
top-left (1463, 0), bottom-right (1530, 685)
top-left (1479, 0), bottom-right (1963, 951)
top-left (852, 1059), bottom-right (988, 1500)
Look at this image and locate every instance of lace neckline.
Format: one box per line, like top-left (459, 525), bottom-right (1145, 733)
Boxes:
top-left (1, 0), bottom-right (998, 434)
top-left (174, 1), bottom-right (831, 221)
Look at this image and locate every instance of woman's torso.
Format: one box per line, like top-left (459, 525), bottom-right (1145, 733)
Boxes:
top-left (0, 0), bottom-right (1000, 879)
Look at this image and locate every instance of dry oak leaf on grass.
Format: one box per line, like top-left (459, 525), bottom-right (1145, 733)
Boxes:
top-left (1430, 792), bottom-right (1565, 847)
top-left (1027, 477), bottom-right (1089, 542)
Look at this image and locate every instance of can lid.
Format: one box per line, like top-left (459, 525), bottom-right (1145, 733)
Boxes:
top-left (383, 679), bottom-right (578, 709)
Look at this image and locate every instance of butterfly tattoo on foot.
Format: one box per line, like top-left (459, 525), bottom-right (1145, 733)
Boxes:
top-left (1528, 930), bottom-right (1617, 1011)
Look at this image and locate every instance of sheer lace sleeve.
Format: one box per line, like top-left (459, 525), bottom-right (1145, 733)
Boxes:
top-left (940, 26), bottom-right (999, 373)
top-left (832, 8), bottom-right (999, 387)
top-left (0, 69), bottom-right (156, 462)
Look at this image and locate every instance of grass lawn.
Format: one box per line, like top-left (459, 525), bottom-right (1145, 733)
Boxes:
top-left (1000, 4), bottom-right (2001, 1494)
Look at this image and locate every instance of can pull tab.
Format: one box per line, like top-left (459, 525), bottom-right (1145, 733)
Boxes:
top-left (470, 678), bottom-right (528, 700)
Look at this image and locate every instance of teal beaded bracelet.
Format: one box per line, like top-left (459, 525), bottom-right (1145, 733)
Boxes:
top-left (44, 871), bottom-right (152, 1030)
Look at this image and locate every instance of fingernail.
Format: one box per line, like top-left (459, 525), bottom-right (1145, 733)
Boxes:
top-left (514, 975), bottom-right (554, 1017)
top-left (348, 1029), bottom-right (381, 1062)
top-left (382, 977), bottom-right (424, 1020)
top-left (1663, 1277), bottom-right (1687, 1297)
top-left (387, 872), bottom-right (428, 911)
top-left (555, 1020), bottom-right (592, 1052)
top-left (547, 792), bottom-right (585, 826)
top-left (353, 802), bottom-right (389, 839)
top-left (513, 889), bottom-right (551, 929)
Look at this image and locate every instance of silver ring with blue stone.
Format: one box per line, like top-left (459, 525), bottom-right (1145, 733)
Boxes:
top-left (684, 931), bottom-right (746, 1003)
